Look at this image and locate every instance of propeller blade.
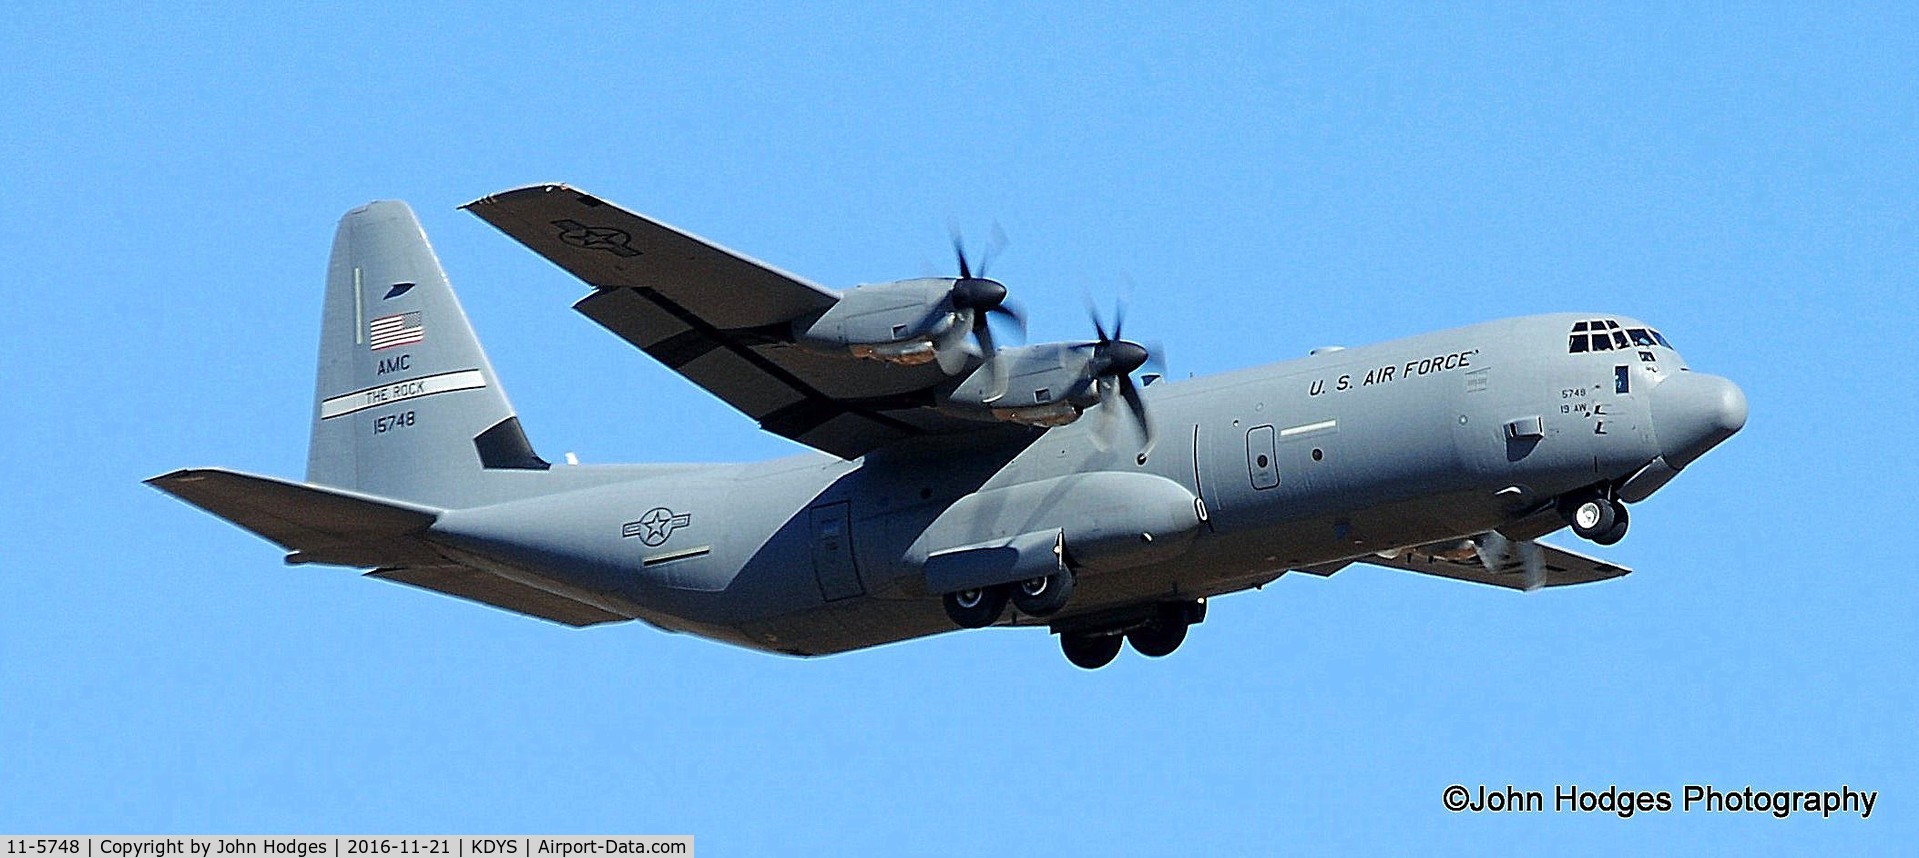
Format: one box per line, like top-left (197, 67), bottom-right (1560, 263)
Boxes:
top-left (974, 313), bottom-right (1007, 401)
top-left (933, 308), bottom-right (973, 375)
top-left (1118, 374), bottom-right (1156, 456)
top-left (990, 301), bottom-right (1027, 336)
top-left (977, 222), bottom-right (1008, 278)
top-left (1473, 531), bottom-right (1512, 572)
top-left (1083, 294), bottom-right (1110, 343)
top-left (951, 231), bottom-right (972, 279)
top-left (1472, 531), bottom-right (1548, 592)
top-left (1088, 377), bottom-right (1117, 452)
top-left (1518, 540), bottom-right (1546, 592)
top-left (1142, 339), bottom-right (1167, 378)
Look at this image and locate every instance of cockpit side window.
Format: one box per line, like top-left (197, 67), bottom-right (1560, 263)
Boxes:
top-left (1610, 331), bottom-right (1629, 348)
top-left (1591, 332), bottom-right (1614, 350)
top-left (1573, 321), bottom-right (1589, 332)
top-left (1628, 328), bottom-right (1658, 347)
top-left (1569, 335), bottom-right (1589, 352)
top-left (1652, 330), bottom-right (1672, 348)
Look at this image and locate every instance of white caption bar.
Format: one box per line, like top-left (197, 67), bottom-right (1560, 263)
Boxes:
top-left (319, 369), bottom-right (487, 420)
top-left (1, 837), bottom-right (692, 858)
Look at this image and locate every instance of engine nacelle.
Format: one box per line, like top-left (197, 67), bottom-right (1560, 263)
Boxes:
top-left (791, 278), bottom-right (961, 366)
top-left (938, 342), bottom-right (1099, 427)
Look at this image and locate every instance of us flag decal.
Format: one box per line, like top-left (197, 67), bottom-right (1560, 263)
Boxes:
top-left (369, 312), bottom-right (424, 350)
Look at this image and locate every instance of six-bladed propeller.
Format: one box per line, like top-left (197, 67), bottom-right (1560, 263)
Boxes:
top-left (933, 231), bottom-right (1026, 395)
top-left (927, 227), bottom-right (1164, 455)
top-left (1082, 297), bottom-right (1166, 456)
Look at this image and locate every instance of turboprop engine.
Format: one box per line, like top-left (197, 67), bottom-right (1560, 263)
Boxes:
top-left (938, 302), bottom-right (1165, 453)
top-left (790, 277), bottom-right (1016, 370)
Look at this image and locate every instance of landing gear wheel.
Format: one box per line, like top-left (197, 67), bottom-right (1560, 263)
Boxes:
top-left (1563, 494), bottom-right (1617, 541)
top-left (942, 586), bottom-right (1009, 629)
top-left (1060, 632), bottom-right (1123, 669)
top-left (1127, 620), bottom-right (1188, 658)
top-left (1010, 568), bottom-right (1076, 617)
top-left (1592, 502), bottom-right (1629, 546)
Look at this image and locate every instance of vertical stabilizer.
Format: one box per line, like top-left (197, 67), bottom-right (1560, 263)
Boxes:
top-left (307, 201), bottom-right (545, 507)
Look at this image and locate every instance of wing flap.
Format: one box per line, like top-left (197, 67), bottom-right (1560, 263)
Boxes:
top-left (368, 565), bottom-right (628, 627)
top-left (1357, 538), bottom-right (1631, 591)
top-left (573, 283), bottom-right (934, 458)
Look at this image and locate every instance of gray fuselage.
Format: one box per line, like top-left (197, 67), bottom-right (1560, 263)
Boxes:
top-left (423, 311), bottom-right (1741, 656)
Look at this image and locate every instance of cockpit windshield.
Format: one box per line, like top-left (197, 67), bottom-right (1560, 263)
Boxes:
top-left (1568, 320), bottom-right (1673, 353)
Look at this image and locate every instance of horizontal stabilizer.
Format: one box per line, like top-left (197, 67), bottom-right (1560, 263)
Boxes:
top-left (146, 468), bottom-right (443, 567)
top-left (1354, 538), bottom-right (1630, 591)
top-left (148, 468), bottom-right (632, 628)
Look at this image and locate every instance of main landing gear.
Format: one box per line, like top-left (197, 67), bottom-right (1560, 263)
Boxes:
top-left (1561, 490), bottom-right (1629, 546)
top-left (1056, 599), bottom-right (1206, 670)
top-left (942, 568), bottom-right (1077, 628)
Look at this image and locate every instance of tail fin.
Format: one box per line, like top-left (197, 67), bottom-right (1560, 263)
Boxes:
top-left (307, 201), bottom-right (547, 507)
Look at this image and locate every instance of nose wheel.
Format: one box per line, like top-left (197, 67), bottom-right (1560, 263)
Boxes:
top-left (1562, 492), bottom-right (1629, 545)
top-left (1593, 503), bottom-right (1629, 545)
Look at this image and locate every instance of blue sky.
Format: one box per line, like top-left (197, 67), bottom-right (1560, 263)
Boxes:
top-left (2, 3), bottom-right (1913, 852)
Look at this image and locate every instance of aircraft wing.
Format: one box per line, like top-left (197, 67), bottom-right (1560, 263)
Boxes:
top-left (1353, 537), bottom-right (1632, 591)
top-left (147, 468), bottom-right (629, 627)
top-left (465, 184), bottom-right (1009, 459)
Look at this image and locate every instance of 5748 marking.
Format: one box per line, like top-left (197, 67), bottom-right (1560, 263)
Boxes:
top-left (373, 410), bottom-right (416, 434)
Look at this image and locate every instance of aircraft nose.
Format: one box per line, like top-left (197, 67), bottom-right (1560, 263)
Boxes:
top-left (1649, 371), bottom-right (1747, 468)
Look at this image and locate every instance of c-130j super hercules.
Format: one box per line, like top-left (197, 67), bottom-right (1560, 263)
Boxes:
top-left (150, 186), bottom-right (1747, 669)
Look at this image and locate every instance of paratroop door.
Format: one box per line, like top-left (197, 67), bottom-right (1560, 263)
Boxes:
top-left (809, 502), bottom-right (863, 601)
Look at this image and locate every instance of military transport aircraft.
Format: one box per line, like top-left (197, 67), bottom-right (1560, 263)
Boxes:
top-left (149, 186), bottom-right (1747, 668)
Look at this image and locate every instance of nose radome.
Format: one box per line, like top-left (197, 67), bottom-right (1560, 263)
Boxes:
top-left (1650, 371), bottom-right (1747, 469)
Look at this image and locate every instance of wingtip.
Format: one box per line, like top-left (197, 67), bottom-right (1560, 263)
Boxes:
top-left (461, 183), bottom-right (576, 212)
top-left (145, 466), bottom-right (234, 488)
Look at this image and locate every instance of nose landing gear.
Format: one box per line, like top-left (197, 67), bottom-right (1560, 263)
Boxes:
top-left (1561, 491), bottom-right (1629, 546)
